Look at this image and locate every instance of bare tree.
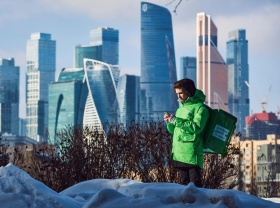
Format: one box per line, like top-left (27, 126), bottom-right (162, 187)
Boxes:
top-left (202, 143), bottom-right (241, 189)
top-left (3, 121), bottom-right (241, 192)
top-left (0, 134), bottom-right (9, 166)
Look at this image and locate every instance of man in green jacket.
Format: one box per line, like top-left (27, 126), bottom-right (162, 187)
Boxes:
top-left (164, 78), bottom-right (209, 187)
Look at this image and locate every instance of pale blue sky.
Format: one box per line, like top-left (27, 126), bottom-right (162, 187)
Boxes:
top-left (0, 0), bottom-right (279, 118)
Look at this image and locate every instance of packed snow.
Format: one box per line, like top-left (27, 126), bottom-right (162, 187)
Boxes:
top-left (0, 163), bottom-right (279, 208)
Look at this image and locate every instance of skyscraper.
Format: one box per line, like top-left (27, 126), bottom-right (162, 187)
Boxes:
top-left (227, 29), bottom-right (249, 134)
top-left (26, 33), bottom-right (56, 142)
top-left (0, 58), bottom-right (19, 135)
top-left (75, 27), bottom-right (119, 68)
top-left (48, 68), bottom-right (86, 143)
top-left (90, 27), bottom-right (119, 65)
top-left (180, 56), bottom-right (197, 85)
top-left (141, 2), bottom-right (177, 120)
top-left (196, 12), bottom-right (228, 111)
top-left (75, 45), bottom-right (102, 68)
top-left (83, 59), bottom-right (120, 128)
top-left (117, 74), bottom-right (140, 126)
top-left (48, 59), bottom-right (120, 143)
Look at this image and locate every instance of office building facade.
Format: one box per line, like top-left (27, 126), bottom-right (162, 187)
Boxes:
top-left (75, 45), bottom-right (102, 68)
top-left (0, 58), bottom-right (19, 135)
top-left (19, 118), bottom-right (26, 136)
top-left (48, 68), bottom-right (86, 143)
top-left (245, 112), bottom-right (280, 140)
top-left (140, 2), bottom-right (177, 120)
top-left (180, 56), bottom-right (197, 85)
top-left (227, 29), bottom-right (249, 135)
top-left (26, 33), bottom-right (56, 142)
top-left (75, 27), bottom-right (119, 68)
top-left (90, 27), bottom-right (119, 65)
top-left (239, 135), bottom-right (280, 196)
top-left (196, 12), bottom-right (228, 111)
top-left (117, 74), bottom-right (140, 126)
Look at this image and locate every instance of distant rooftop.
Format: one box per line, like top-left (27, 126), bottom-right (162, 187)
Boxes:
top-left (30, 33), bottom-right (51, 40)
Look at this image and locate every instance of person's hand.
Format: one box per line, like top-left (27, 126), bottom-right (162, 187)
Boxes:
top-left (164, 112), bottom-right (173, 122)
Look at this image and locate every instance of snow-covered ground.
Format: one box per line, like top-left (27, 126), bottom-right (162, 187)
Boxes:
top-left (0, 163), bottom-right (279, 208)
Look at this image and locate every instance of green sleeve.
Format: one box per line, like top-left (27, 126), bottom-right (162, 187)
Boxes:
top-left (166, 122), bottom-right (175, 134)
top-left (171, 105), bottom-right (209, 135)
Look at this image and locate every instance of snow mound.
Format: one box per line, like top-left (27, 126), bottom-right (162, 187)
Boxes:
top-left (1, 163), bottom-right (280, 208)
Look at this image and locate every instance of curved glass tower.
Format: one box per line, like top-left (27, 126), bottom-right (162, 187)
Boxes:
top-left (83, 59), bottom-right (120, 129)
top-left (140, 2), bottom-right (177, 120)
top-left (48, 59), bottom-right (120, 143)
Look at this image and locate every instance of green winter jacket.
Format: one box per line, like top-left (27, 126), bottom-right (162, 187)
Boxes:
top-left (166, 89), bottom-right (209, 169)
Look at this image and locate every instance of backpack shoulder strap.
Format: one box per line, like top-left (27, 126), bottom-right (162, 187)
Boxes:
top-left (194, 102), bottom-right (209, 114)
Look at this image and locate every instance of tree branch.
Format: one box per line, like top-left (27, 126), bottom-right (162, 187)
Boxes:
top-left (166, 0), bottom-right (186, 14)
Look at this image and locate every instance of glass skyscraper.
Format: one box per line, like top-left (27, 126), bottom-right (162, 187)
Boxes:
top-left (0, 58), bottom-right (19, 135)
top-left (26, 33), bottom-right (56, 142)
top-left (48, 58), bottom-right (120, 143)
top-left (90, 27), bottom-right (119, 65)
top-left (180, 57), bottom-right (197, 85)
top-left (117, 74), bottom-right (140, 126)
top-left (227, 29), bottom-right (249, 135)
top-left (48, 68), bottom-right (86, 143)
top-left (196, 12), bottom-right (228, 111)
top-left (75, 27), bottom-right (119, 68)
top-left (75, 45), bottom-right (102, 68)
top-left (140, 2), bottom-right (177, 120)
top-left (83, 59), bottom-right (120, 129)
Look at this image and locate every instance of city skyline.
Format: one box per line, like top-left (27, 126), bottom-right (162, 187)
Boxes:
top-left (0, 0), bottom-right (279, 118)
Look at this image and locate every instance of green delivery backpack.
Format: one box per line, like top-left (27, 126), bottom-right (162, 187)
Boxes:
top-left (201, 104), bottom-right (237, 157)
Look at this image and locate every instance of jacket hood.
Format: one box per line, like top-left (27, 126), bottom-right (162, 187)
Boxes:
top-left (184, 89), bottom-right (206, 104)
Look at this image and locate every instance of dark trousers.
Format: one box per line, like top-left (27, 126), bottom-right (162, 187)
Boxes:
top-left (177, 166), bottom-right (203, 188)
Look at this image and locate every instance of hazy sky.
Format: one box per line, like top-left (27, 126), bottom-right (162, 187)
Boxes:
top-left (0, 0), bottom-right (279, 118)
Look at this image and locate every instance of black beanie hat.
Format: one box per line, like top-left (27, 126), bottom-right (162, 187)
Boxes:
top-left (180, 78), bottom-right (196, 97)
